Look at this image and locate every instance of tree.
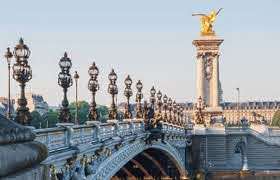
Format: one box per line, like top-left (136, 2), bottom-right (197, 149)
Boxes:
top-left (69, 101), bottom-right (90, 124)
top-left (45, 110), bottom-right (59, 128)
top-left (97, 105), bottom-right (109, 123)
top-left (271, 110), bottom-right (280, 127)
top-left (31, 111), bottom-right (43, 129)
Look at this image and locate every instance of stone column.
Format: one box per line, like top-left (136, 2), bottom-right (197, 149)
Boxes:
top-left (193, 37), bottom-right (223, 110)
top-left (196, 54), bottom-right (204, 101)
top-left (212, 53), bottom-right (220, 107)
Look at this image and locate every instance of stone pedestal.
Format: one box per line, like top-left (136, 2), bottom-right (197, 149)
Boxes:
top-left (193, 35), bottom-right (224, 126)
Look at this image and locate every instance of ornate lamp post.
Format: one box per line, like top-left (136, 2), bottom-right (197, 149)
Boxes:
top-left (172, 101), bottom-right (177, 124)
top-left (135, 80), bottom-right (143, 119)
top-left (88, 62), bottom-right (100, 121)
top-left (73, 71), bottom-right (79, 124)
top-left (12, 38), bottom-right (32, 125)
top-left (168, 98), bottom-right (173, 122)
top-left (108, 69), bottom-right (118, 120)
top-left (58, 52), bottom-right (73, 123)
top-left (156, 91), bottom-right (163, 114)
top-left (195, 96), bottom-right (206, 125)
top-left (124, 75), bottom-right (133, 119)
top-left (177, 104), bottom-right (181, 125)
top-left (150, 86), bottom-right (156, 110)
top-left (180, 106), bottom-right (184, 126)
top-left (163, 95), bottom-right (168, 121)
top-left (4, 47), bottom-right (13, 119)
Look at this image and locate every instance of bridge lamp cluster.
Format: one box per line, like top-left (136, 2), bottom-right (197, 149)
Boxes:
top-left (163, 95), bottom-right (168, 121)
top-left (149, 86), bottom-right (156, 109)
top-left (5, 38), bottom-right (33, 125)
top-left (108, 69), bottom-right (118, 120)
top-left (124, 75), bottom-right (133, 119)
top-left (58, 52), bottom-right (73, 123)
top-left (88, 62), bottom-right (100, 121)
top-left (135, 80), bottom-right (144, 119)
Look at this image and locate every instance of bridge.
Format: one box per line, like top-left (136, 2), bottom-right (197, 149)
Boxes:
top-left (1, 37), bottom-right (280, 180)
top-left (3, 114), bottom-right (280, 179)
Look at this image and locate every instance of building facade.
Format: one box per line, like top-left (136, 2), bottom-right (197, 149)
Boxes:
top-left (185, 101), bottom-right (280, 125)
top-left (15, 93), bottom-right (49, 116)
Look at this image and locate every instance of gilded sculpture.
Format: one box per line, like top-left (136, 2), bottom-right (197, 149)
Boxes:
top-left (192, 8), bottom-right (223, 36)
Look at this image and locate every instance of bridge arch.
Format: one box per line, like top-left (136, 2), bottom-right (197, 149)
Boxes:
top-left (89, 140), bottom-right (188, 179)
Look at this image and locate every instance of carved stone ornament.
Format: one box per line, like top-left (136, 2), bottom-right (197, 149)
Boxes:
top-left (204, 56), bottom-right (213, 80)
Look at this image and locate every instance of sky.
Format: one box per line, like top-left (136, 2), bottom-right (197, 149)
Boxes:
top-left (0, 0), bottom-right (279, 106)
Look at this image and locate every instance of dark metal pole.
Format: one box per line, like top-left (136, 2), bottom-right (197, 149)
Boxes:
top-left (5, 47), bottom-right (13, 120)
top-left (74, 71), bottom-right (79, 124)
top-left (7, 62), bottom-right (11, 119)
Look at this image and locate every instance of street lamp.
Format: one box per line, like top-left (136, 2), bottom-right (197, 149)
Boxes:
top-left (156, 90), bottom-right (162, 114)
top-left (108, 69), bottom-right (118, 120)
top-left (163, 95), bottom-right (168, 121)
top-left (88, 62), bottom-right (99, 121)
top-left (73, 71), bottom-right (79, 124)
top-left (180, 106), bottom-right (184, 126)
top-left (135, 80), bottom-right (143, 119)
top-left (168, 98), bottom-right (173, 122)
top-left (12, 38), bottom-right (32, 125)
top-left (4, 47), bottom-right (13, 119)
top-left (172, 101), bottom-right (177, 124)
top-left (150, 86), bottom-right (156, 110)
top-left (124, 75), bottom-right (133, 119)
top-left (58, 52), bottom-right (73, 123)
top-left (177, 104), bottom-right (181, 125)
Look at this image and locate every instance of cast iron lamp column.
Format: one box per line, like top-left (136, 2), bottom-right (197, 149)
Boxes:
top-left (150, 86), bottom-right (156, 110)
top-left (177, 104), bottom-right (181, 125)
top-left (108, 69), bottom-right (118, 120)
top-left (124, 75), bottom-right (133, 119)
top-left (135, 80), bottom-right (143, 119)
top-left (156, 91), bottom-right (163, 115)
top-left (4, 47), bottom-right (13, 119)
top-left (88, 62), bottom-right (100, 121)
top-left (12, 38), bottom-right (32, 125)
top-left (172, 101), bottom-right (177, 125)
top-left (168, 98), bottom-right (173, 123)
top-left (58, 52), bottom-right (73, 123)
top-left (180, 106), bottom-right (184, 126)
top-left (73, 71), bottom-right (79, 124)
top-left (163, 95), bottom-right (168, 122)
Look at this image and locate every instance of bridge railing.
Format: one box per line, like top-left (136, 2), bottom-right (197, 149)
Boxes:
top-left (34, 120), bottom-right (147, 153)
top-left (34, 120), bottom-right (187, 153)
top-left (161, 122), bottom-right (186, 137)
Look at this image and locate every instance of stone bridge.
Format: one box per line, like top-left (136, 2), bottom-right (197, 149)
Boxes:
top-left (30, 120), bottom-right (280, 180)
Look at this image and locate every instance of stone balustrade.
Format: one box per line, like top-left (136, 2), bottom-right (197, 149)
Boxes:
top-left (34, 119), bottom-right (187, 154)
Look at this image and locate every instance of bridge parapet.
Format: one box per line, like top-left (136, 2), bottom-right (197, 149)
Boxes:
top-left (162, 122), bottom-right (186, 137)
top-left (34, 119), bottom-right (187, 155)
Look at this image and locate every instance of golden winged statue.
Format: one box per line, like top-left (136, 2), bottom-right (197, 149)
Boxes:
top-left (192, 8), bottom-right (223, 36)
